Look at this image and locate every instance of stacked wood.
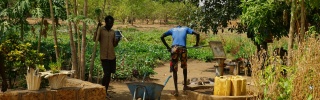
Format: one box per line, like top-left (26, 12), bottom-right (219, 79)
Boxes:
top-left (25, 68), bottom-right (41, 90)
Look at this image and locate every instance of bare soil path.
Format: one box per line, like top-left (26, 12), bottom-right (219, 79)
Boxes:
top-left (107, 60), bottom-right (252, 100)
top-left (25, 18), bottom-right (252, 100)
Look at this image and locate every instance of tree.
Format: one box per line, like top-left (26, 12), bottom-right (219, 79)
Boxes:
top-left (31, 0), bottom-right (67, 55)
top-left (113, 0), bottom-right (129, 24)
top-left (287, 0), bottom-right (297, 66)
top-left (52, 0), bottom-right (67, 26)
top-left (73, 0), bottom-right (80, 78)
top-left (65, 0), bottom-right (78, 79)
top-left (149, 2), bottom-right (162, 24)
top-left (0, 0), bottom-right (47, 89)
top-left (0, 0), bottom-right (32, 40)
top-left (49, 0), bottom-right (60, 61)
top-left (299, 0), bottom-right (306, 43)
top-left (125, 0), bottom-right (145, 25)
top-left (80, 0), bottom-right (88, 80)
top-left (171, 1), bottom-right (197, 25)
top-left (31, 0), bottom-right (50, 53)
top-left (240, 0), bottom-right (290, 52)
top-left (190, 0), bottom-right (242, 34)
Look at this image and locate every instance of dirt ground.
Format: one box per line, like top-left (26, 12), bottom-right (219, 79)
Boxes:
top-left (22, 18), bottom-right (251, 99)
top-left (107, 60), bottom-right (252, 100)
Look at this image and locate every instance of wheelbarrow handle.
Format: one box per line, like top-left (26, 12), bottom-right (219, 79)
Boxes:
top-left (163, 75), bottom-right (172, 86)
top-left (142, 73), bottom-right (147, 83)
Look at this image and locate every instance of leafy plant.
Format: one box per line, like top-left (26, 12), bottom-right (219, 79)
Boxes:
top-left (48, 58), bottom-right (62, 74)
top-left (0, 33), bottom-right (45, 88)
top-left (36, 64), bottom-right (46, 72)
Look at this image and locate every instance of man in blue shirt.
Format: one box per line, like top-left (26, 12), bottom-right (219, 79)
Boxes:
top-left (161, 25), bottom-right (200, 96)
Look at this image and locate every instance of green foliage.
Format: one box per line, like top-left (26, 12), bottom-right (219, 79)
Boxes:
top-left (189, 0), bottom-right (242, 34)
top-left (205, 33), bottom-right (256, 59)
top-left (0, 33), bottom-right (45, 69)
top-left (188, 48), bottom-right (213, 62)
top-left (0, 32), bottom-right (45, 88)
top-left (170, 2), bottom-right (197, 25)
top-left (36, 64), bottom-right (46, 72)
top-left (66, 15), bottom-right (96, 25)
top-left (31, 0), bottom-right (50, 18)
top-left (31, 0), bottom-right (67, 19)
top-left (240, 0), bottom-right (290, 44)
top-left (309, 0), bottom-right (320, 9)
top-left (114, 30), bottom-right (171, 79)
top-left (73, 0), bottom-right (198, 25)
top-left (0, 0), bottom-right (32, 39)
top-left (48, 57), bottom-right (62, 73)
top-left (257, 56), bottom-right (293, 100)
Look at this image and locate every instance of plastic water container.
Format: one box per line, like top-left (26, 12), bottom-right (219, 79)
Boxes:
top-left (115, 30), bottom-right (122, 40)
top-left (214, 76), bottom-right (231, 96)
top-left (231, 76), bottom-right (247, 96)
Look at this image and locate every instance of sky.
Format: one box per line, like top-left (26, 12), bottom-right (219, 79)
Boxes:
top-left (199, 0), bottom-right (205, 7)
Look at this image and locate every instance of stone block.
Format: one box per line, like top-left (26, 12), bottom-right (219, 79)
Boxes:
top-left (79, 86), bottom-right (106, 100)
top-left (20, 90), bottom-right (46, 100)
top-left (53, 87), bottom-right (80, 100)
top-left (0, 78), bottom-right (105, 100)
top-left (0, 91), bottom-right (19, 100)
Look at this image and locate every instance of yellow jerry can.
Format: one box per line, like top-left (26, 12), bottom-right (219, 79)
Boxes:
top-left (231, 76), bottom-right (247, 96)
top-left (214, 76), bottom-right (231, 96)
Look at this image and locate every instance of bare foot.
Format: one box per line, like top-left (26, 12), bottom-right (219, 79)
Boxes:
top-left (171, 91), bottom-right (179, 96)
top-left (183, 86), bottom-right (190, 91)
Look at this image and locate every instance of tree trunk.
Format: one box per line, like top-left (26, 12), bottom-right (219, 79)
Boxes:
top-left (65, 0), bottom-right (78, 79)
top-left (89, 0), bottom-right (107, 82)
top-left (37, 17), bottom-right (44, 53)
top-left (77, 25), bottom-right (81, 78)
top-left (73, 0), bottom-right (80, 78)
top-left (0, 54), bottom-right (8, 92)
top-left (89, 25), bottom-right (99, 82)
top-left (80, 0), bottom-right (88, 80)
top-left (49, 0), bottom-right (59, 60)
top-left (299, 0), bottom-right (306, 43)
top-left (287, 0), bottom-right (297, 66)
top-left (107, 0), bottom-right (111, 15)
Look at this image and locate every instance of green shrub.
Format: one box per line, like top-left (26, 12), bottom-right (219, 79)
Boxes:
top-left (0, 33), bottom-right (45, 88)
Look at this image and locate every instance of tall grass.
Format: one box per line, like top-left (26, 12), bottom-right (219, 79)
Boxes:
top-left (291, 35), bottom-right (320, 99)
top-left (250, 35), bottom-right (320, 100)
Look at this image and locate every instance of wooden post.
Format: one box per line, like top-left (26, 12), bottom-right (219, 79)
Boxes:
top-left (209, 41), bottom-right (226, 77)
top-left (216, 58), bottom-right (225, 76)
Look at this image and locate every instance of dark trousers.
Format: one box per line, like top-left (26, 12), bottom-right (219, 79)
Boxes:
top-left (101, 58), bottom-right (116, 94)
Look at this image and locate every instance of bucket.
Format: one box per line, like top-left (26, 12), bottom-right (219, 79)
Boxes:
top-left (231, 76), bottom-right (247, 96)
top-left (213, 76), bottom-right (231, 96)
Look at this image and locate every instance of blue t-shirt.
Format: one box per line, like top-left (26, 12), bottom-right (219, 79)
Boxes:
top-left (164, 26), bottom-right (194, 47)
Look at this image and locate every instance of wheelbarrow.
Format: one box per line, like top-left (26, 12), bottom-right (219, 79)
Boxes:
top-left (126, 74), bottom-right (172, 100)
